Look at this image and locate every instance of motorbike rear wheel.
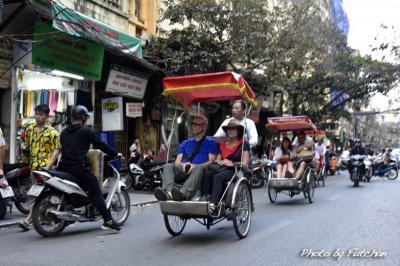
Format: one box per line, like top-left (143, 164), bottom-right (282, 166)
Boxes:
top-left (32, 191), bottom-right (67, 237)
top-left (250, 171), bottom-right (264, 189)
top-left (120, 173), bottom-right (133, 191)
top-left (13, 177), bottom-right (33, 214)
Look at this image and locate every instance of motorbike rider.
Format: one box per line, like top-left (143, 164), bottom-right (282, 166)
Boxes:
top-left (57, 105), bottom-right (124, 232)
top-left (348, 139), bottom-right (366, 177)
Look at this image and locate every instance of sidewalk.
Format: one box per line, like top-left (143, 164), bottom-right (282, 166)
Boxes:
top-left (0, 190), bottom-right (158, 229)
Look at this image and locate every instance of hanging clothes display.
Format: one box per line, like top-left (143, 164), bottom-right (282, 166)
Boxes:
top-left (19, 89), bottom-right (71, 118)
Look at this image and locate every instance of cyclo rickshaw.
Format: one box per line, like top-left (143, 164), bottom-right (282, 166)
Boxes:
top-left (159, 71), bottom-right (256, 239)
top-left (305, 129), bottom-right (328, 187)
top-left (265, 116), bottom-right (317, 204)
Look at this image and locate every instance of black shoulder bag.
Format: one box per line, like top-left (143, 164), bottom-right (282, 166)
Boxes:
top-left (183, 136), bottom-right (206, 176)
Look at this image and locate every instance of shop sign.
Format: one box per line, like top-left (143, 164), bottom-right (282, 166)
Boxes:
top-left (106, 65), bottom-right (148, 99)
top-left (0, 45), bottom-right (13, 89)
top-left (126, 103), bottom-right (142, 118)
top-left (32, 23), bottom-right (104, 81)
top-left (102, 97), bottom-right (124, 131)
top-left (51, 2), bottom-right (142, 57)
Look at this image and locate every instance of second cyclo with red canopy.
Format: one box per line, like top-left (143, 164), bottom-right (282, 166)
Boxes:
top-left (265, 115), bottom-right (317, 204)
top-left (160, 71), bottom-right (256, 239)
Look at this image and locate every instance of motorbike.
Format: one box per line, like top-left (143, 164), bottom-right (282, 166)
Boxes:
top-left (247, 154), bottom-right (274, 189)
top-left (363, 155), bottom-right (375, 182)
top-left (0, 163), bottom-right (32, 219)
top-left (28, 159), bottom-right (130, 237)
top-left (121, 150), bottom-right (171, 191)
top-left (0, 176), bottom-right (14, 219)
top-left (343, 154), bottom-right (365, 187)
top-left (365, 157), bottom-right (398, 181)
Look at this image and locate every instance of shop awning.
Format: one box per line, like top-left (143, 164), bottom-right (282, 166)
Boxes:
top-left (51, 2), bottom-right (142, 58)
top-left (162, 72), bottom-right (257, 108)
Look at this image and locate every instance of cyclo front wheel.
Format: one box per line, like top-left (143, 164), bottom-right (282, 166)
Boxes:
top-left (232, 182), bottom-right (252, 239)
top-left (164, 215), bottom-right (187, 236)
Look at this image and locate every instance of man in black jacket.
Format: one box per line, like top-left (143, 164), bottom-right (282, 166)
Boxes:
top-left (58, 105), bottom-right (123, 232)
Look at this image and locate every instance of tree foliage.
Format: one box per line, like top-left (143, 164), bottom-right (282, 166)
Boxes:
top-left (146, 0), bottom-right (400, 124)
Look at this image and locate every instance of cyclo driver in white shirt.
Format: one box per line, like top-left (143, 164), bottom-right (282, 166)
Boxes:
top-left (314, 138), bottom-right (327, 173)
top-left (214, 100), bottom-right (258, 148)
top-left (292, 131), bottom-right (318, 179)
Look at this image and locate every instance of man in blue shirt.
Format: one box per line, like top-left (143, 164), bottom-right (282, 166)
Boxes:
top-left (154, 115), bottom-right (218, 201)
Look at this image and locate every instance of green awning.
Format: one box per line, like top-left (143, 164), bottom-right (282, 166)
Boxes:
top-left (51, 2), bottom-right (142, 58)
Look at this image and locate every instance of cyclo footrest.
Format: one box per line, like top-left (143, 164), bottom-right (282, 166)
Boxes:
top-left (160, 201), bottom-right (210, 218)
top-left (268, 178), bottom-right (301, 189)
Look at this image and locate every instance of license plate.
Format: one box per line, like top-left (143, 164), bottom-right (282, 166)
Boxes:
top-left (27, 185), bottom-right (44, 197)
top-left (0, 186), bottom-right (14, 198)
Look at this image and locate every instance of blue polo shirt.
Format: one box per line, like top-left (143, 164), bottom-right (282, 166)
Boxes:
top-left (178, 136), bottom-right (219, 165)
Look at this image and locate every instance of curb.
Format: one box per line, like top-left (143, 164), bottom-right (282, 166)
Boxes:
top-left (0, 222), bottom-right (18, 229)
top-left (131, 200), bottom-right (158, 207)
top-left (0, 200), bottom-right (159, 229)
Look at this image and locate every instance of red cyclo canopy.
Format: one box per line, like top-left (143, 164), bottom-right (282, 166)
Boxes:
top-left (162, 71), bottom-right (257, 107)
top-left (265, 116), bottom-right (316, 133)
top-left (305, 130), bottom-right (326, 137)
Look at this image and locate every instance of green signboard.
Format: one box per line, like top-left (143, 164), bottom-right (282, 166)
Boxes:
top-left (51, 2), bottom-right (142, 58)
top-left (32, 23), bottom-right (104, 80)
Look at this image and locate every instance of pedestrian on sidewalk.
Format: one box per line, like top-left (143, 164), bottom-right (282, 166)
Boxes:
top-left (18, 105), bottom-right (60, 231)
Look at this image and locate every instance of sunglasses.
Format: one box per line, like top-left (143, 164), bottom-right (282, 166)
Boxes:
top-left (191, 122), bottom-right (204, 126)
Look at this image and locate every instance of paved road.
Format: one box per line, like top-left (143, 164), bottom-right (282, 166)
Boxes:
top-left (0, 173), bottom-right (399, 266)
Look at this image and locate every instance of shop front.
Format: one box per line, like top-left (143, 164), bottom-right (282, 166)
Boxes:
top-left (2, 0), bottom-right (162, 163)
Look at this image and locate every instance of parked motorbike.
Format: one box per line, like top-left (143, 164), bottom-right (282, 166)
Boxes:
top-left (343, 154), bottom-right (365, 187)
top-left (121, 150), bottom-right (171, 191)
top-left (0, 176), bottom-right (14, 219)
top-left (0, 163), bottom-right (32, 219)
top-left (247, 154), bottom-right (274, 189)
top-left (365, 157), bottom-right (398, 181)
top-left (28, 160), bottom-right (130, 237)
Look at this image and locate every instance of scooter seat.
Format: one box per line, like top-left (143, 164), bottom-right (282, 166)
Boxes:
top-left (143, 161), bottom-right (164, 167)
top-left (47, 170), bottom-right (78, 182)
top-left (3, 163), bottom-right (28, 172)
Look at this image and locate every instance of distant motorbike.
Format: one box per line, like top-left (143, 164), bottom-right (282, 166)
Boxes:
top-left (121, 150), bottom-right (171, 191)
top-left (247, 154), bottom-right (274, 189)
top-left (343, 155), bottom-right (365, 187)
top-left (0, 163), bottom-right (32, 219)
top-left (365, 157), bottom-right (398, 181)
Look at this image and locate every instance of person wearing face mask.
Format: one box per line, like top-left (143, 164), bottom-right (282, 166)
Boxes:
top-left (214, 100), bottom-right (258, 148)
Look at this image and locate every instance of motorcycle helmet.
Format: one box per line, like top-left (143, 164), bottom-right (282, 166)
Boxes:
top-left (71, 105), bottom-right (91, 120)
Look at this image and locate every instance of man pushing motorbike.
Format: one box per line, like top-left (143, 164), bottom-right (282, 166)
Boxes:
top-left (57, 105), bottom-right (124, 232)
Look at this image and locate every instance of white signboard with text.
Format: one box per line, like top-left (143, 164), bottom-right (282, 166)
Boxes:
top-left (102, 97), bottom-right (124, 131)
top-left (126, 103), bottom-right (142, 118)
top-left (105, 65), bottom-right (148, 99)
